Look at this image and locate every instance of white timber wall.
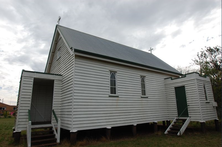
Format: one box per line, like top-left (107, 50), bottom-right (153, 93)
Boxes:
top-left (72, 56), bottom-right (170, 131)
top-left (15, 71), bottom-right (62, 132)
top-left (51, 78), bottom-right (62, 125)
top-left (49, 34), bottom-right (75, 131)
top-left (15, 73), bottom-right (33, 132)
top-left (165, 73), bottom-right (218, 122)
top-left (196, 79), bottom-right (218, 121)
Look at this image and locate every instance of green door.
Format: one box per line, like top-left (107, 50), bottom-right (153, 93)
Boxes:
top-left (175, 86), bottom-right (189, 117)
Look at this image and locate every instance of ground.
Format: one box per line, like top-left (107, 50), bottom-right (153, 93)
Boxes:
top-left (0, 117), bottom-right (221, 147)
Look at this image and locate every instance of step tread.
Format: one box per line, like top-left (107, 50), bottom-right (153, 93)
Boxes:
top-left (32, 134), bottom-right (55, 139)
top-left (168, 130), bottom-right (178, 133)
top-left (170, 127), bottom-right (180, 130)
top-left (32, 142), bottom-right (58, 147)
top-left (32, 130), bottom-right (54, 135)
top-left (31, 138), bottom-right (56, 144)
top-left (32, 127), bottom-right (53, 130)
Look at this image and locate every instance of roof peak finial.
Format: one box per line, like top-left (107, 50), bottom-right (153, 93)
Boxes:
top-left (149, 47), bottom-right (154, 54)
top-left (57, 16), bottom-right (61, 25)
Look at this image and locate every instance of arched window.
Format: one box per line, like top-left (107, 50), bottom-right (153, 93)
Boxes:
top-left (110, 71), bottom-right (116, 94)
top-left (141, 76), bottom-right (146, 96)
top-left (203, 84), bottom-right (208, 101)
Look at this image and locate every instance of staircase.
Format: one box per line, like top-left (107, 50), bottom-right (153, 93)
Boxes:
top-left (31, 125), bottom-right (57, 147)
top-left (164, 117), bottom-right (191, 136)
top-left (27, 110), bottom-right (61, 147)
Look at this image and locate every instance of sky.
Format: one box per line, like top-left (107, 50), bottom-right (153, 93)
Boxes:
top-left (0, 0), bottom-right (221, 105)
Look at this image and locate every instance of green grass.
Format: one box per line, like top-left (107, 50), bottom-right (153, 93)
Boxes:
top-left (0, 118), bottom-right (221, 147)
top-left (0, 117), bottom-right (16, 147)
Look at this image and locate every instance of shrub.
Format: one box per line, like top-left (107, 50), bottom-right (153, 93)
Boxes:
top-left (3, 111), bottom-right (8, 118)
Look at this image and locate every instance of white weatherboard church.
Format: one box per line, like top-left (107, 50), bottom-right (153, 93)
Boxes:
top-left (13, 25), bottom-right (218, 146)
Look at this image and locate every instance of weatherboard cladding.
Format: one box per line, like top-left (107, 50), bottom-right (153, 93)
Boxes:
top-left (49, 33), bottom-right (75, 130)
top-left (57, 25), bottom-right (181, 75)
top-left (15, 71), bottom-right (62, 132)
top-left (165, 74), bottom-right (217, 122)
top-left (72, 56), bottom-right (169, 131)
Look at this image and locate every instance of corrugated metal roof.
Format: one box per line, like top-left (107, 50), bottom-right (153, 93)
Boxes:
top-left (57, 25), bottom-right (181, 75)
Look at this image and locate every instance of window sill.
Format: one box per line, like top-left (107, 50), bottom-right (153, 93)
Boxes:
top-left (141, 96), bottom-right (148, 98)
top-left (109, 95), bottom-right (119, 97)
top-left (205, 101), bottom-right (210, 103)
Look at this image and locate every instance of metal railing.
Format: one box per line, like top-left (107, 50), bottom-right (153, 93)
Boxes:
top-left (178, 117), bottom-right (191, 135)
top-left (26, 109), bottom-right (61, 147)
top-left (27, 109), bottom-right (31, 147)
top-left (164, 117), bottom-right (177, 134)
top-left (52, 109), bottom-right (61, 143)
top-left (165, 105), bottom-right (190, 135)
top-left (178, 105), bottom-right (189, 119)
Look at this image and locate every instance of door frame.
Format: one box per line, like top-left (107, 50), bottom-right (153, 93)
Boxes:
top-left (30, 78), bottom-right (54, 124)
top-left (174, 86), bottom-right (189, 117)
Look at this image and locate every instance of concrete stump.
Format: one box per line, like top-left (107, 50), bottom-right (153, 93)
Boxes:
top-left (106, 128), bottom-right (111, 140)
top-left (70, 131), bottom-right (77, 145)
top-left (166, 120), bottom-right (170, 127)
top-left (200, 122), bottom-right (206, 133)
top-left (214, 119), bottom-right (219, 131)
top-left (153, 122), bottom-right (158, 133)
top-left (132, 125), bottom-right (137, 136)
top-left (13, 132), bottom-right (21, 144)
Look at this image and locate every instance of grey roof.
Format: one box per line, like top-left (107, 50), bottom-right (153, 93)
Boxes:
top-left (57, 25), bottom-right (181, 75)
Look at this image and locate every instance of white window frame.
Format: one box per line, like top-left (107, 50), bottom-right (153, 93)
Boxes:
top-left (203, 84), bottom-right (209, 102)
top-left (109, 71), bottom-right (118, 97)
top-left (141, 75), bottom-right (148, 98)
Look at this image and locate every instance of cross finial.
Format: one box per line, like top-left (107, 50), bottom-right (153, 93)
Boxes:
top-left (149, 47), bottom-right (154, 54)
top-left (57, 16), bottom-right (61, 25)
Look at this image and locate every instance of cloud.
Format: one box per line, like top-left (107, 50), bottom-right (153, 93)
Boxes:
top-left (0, 0), bottom-right (220, 105)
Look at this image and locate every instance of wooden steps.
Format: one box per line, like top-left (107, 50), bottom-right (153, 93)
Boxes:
top-left (31, 126), bottom-right (58, 147)
top-left (165, 117), bottom-right (190, 136)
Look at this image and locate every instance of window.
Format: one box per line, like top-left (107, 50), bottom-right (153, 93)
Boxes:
top-left (203, 84), bottom-right (208, 101)
top-left (0, 107), bottom-right (6, 110)
top-left (141, 76), bottom-right (146, 96)
top-left (57, 48), bottom-right (61, 60)
top-left (110, 71), bottom-right (116, 94)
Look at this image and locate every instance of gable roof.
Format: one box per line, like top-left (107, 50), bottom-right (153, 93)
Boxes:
top-left (47, 25), bottom-right (181, 75)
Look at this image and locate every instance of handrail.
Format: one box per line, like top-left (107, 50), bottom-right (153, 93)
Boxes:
top-left (164, 117), bottom-right (177, 134)
top-left (28, 109), bottom-right (31, 121)
top-left (178, 117), bottom-right (191, 136)
top-left (52, 109), bottom-right (60, 143)
top-left (27, 109), bottom-right (31, 147)
top-left (178, 105), bottom-right (189, 119)
top-left (52, 109), bottom-right (58, 123)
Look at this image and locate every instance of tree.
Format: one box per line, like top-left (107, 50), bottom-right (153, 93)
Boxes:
top-left (193, 46), bottom-right (221, 119)
top-left (175, 65), bottom-right (198, 74)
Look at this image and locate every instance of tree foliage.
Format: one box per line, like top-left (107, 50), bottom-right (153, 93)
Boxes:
top-left (176, 65), bottom-right (198, 74)
top-left (193, 46), bottom-right (221, 118)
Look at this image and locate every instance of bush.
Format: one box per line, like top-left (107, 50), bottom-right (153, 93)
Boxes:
top-left (7, 115), bottom-right (11, 118)
top-left (3, 111), bottom-right (8, 118)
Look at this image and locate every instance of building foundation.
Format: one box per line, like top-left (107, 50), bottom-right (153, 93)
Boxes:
top-left (70, 131), bottom-right (77, 145)
top-left (200, 122), bottom-right (206, 133)
top-left (214, 119), bottom-right (219, 131)
top-left (153, 122), bottom-right (157, 133)
top-left (13, 132), bottom-right (21, 144)
top-left (106, 127), bottom-right (111, 140)
top-left (132, 125), bottom-right (137, 136)
top-left (166, 120), bottom-right (170, 127)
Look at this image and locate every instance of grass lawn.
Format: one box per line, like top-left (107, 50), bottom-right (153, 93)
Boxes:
top-left (0, 118), bottom-right (221, 147)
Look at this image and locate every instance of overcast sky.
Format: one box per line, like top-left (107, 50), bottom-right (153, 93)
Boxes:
top-left (0, 0), bottom-right (221, 105)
